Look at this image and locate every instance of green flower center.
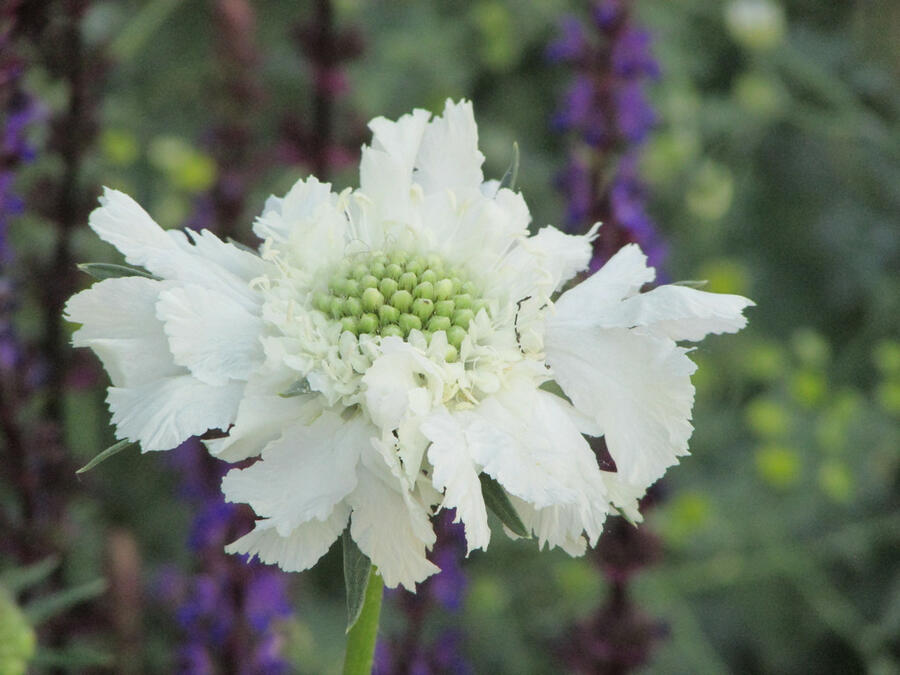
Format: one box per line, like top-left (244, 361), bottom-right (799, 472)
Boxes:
top-left (312, 251), bottom-right (488, 362)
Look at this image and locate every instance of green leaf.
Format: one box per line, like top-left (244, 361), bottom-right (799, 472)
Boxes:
top-left (671, 279), bottom-right (709, 289)
top-left (539, 380), bottom-right (573, 405)
top-left (32, 644), bottom-right (114, 669)
top-left (24, 579), bottom-right (107, 624)
top-left (279, 379), bottom-right (311, 398)
top-left (498, 141), bottom-right (520, 192)
top-left (0, 557), bottom-right (59, 594)
top-left (77, 263), bottom-right (158, 281)
top-left (479, 473), bottom-right (530, 538)
top-left (342, 529), bottom-right (372, 633)
top-left (76, 439), bottom-right (136, 474)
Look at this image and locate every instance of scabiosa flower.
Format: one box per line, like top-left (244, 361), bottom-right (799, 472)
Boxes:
top-left (64, 100), bottom-right (752, 590)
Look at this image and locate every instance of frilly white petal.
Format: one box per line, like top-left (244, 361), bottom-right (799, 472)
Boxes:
top-left (156, 284), bottom-right (264, 386)
top-left (107, 376), bottom-right (243, 452)
top-left (65, 277), bottom-right (180, 388)
top-left (421, 408), bottom-right (491, 554)
top-left (225, 504), bottom-right (350, 573)
top-left (347, 449), bottom-right (438, 590)
top-left (545, 325), bottom-right (696, 489)
top-left (598, 284), bottom-right (755, 341)
top-left (414, 99), bottom-right (485, 196)
top-left (221, 412), bottom-right (370, 536)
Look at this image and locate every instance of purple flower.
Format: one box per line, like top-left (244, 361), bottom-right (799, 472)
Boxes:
top-left (546, 16), bottom-right (587, 63)
top-left (611, 27), bottom-right (661, 79)
top-left (614, 82), bottom-right (657, 143)
top-left (245, 571), bottom-right (292, 631)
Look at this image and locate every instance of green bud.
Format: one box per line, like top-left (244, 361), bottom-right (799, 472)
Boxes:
top-left (382, 324), bottom-right (404, 338)
top-left (447, 324), bottom-right (467, 348)
top-left (362, 287), bottom-right (385, 312)
top-left (452, 308), bottom-right (474, 329)
top-left (461, 280), bottom-right (477, 296)
top-left (343, 278), bottom-right (360, 297)
top-left (360, 274), bottom-right (379, 290)
top-left (391, 290), bottom-right (413, 312)
top-left (445, 345), bottom-right (459, 363)
top-left (399, 313), bottom-right (422, 335)
top-left (412, 298), bottom-right (434, 321)
top-left (370, 261), bottom-right (386, 277)
top-left (406, 257), bottom-right (425, 276)
top-left (414, 281), bottom-right (434, 300)
top-left (420, 269), bottom-right (438, 284)
top-left (427, 315), bottom-right (452, 332)
top-left (450, 277), bottom-right (462, 294)
top-left (426, 254), bottom-right (444, 273)
top-left (379, 304), bottom-right (400, 325)
top-left (454, 293), bottom-right (473, 309)
top-left (379, 277), bottom-right (399, 298)
top-left (344, 296), bottom-right (363, 317)
top-left (434, 279), bottom-right (454, 301)
top-left (313, 292), bottom-right (331, 313)
top-left (341, 316), bottom-right (358, 334)
top-left (390, 250), bottom-right (409, 266)
top-left (385, 263), bottom-right (403, 280)
top-left (434, 300), bottom-right (455, 317)
top-left (359, 313), bottom-right (379, 334)
top-left (398, 272), bottom-right (418, 292)
top-left (351, 262), bottom-right (369, 280)
top-left (473, 299), bottom-right (489, 316)
top-left (330, 297), bottom-right (344, 319)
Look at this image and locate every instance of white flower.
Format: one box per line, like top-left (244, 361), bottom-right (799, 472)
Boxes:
top-left (65, 100), bottom-right (753, 590)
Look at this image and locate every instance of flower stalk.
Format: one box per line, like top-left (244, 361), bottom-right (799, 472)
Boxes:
top-left (344, 567), bottom-right (384, 675)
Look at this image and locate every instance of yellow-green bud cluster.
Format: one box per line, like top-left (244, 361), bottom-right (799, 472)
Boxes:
top-left (312, 251), bottom-right (488, 360)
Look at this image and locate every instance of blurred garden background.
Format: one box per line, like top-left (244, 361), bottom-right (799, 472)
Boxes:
top-left (1, 0), bottom-right (898, 672)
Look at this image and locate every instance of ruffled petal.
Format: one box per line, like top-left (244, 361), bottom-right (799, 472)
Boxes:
top-left (156, 283), bottom-right (264, 386)
top-left (421, 408), bottom-right (491, 554)
top-left (221, 412), bottom-right (371, 536)
top-left (414, 99), bottom-right (485, 196)
top-left (347, 449), bottom-right (438, 590)
top-left (65, 277), bottom-right (180, 388)
top-left (107, 376), bottom-right (244, 452)
top-left (225, 504), bottom-right (350, 573)
top-left (597, 284), bottom-right (754, 341)
top-left (544, 324), bottom-right (696, 489)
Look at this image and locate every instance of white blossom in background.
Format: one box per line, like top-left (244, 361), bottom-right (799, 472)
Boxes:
top-left (65, 100), bottom-right (753, 590)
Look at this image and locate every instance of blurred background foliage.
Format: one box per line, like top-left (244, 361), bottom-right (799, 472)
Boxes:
top-left (2, 0), bottom-right (898, 673)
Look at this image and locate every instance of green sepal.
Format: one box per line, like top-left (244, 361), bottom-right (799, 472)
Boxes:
top-left (76, 439), bottom-right (136, 474)
top-left (671, 279), bottom-right (709, 289)
top-left (0, 557), bottom-right (59, 594)
top-left (77, 262), bottom-right (159, 281)
top-left (479, 473), bottom-right (530, 538)
top-left (342, 529), bottom-right (372, 633)
top-left (498, 142), bottom-right (520, 192)
top-left (23, 578), bottom-right (106, 624)
top-left (279, 379), bottom-right (311, 398)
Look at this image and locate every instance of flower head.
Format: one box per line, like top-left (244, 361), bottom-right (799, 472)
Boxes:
top-left (65, 100), bottom-right (752, 589)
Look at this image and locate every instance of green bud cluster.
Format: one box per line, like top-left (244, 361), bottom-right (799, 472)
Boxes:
top-left (312, 250), bottom-right (488, 360)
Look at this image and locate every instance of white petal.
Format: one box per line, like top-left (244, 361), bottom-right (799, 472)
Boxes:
top-left (465, 386), bottom-right (608, 513)
top-left (501, 224), bottom-right (597, 301)
top-left (65, 277), bottom-right (180, 387)
top-left (206, 391), bottom-right (323, 463)
top-left (598, 284), bottom-right (754, 341)
top-left (552, 243), bottom-right (655, 325)
top-left (511, 497), bottom-right (590, 556)
top-left (89, 188), bottom-right (262, 310)
top-left (253, 176), bottom-right (334, 242)
top-left (545, 324), bottom-right (696, 489)
top-left (421, 409), bottom-right (491, 554)
top-left (414, 99), bottom-right (484, 196)
top-left (361, 338), bottom-right (444, 433)
top-left (347, 451), bottom-right (438, 590)
top-left (226, 504), bottom-right (350, 573)
top-left (107, 376), bottom-right (243, 451)
top-left (156, 283), bottom-right (264, 386)
top-left (184, 228), bottom-right (266, 281)
top-left (221, 412), bottom-right (371, 536)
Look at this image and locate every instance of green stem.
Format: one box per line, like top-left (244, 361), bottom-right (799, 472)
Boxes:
top-left (342, 567), bottom-right (384, 675)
